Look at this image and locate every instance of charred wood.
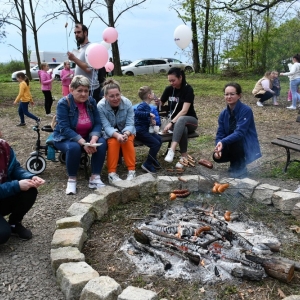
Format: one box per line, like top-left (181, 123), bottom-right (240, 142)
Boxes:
top-left (231, 266), bottom-right (265, 281)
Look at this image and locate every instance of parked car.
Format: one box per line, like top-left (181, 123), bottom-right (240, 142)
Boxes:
top-left (219, 58), bottom-right (242, 71)
top-left (121, 58), bottom-right (171, 76)
top-left (11, 62), bottom-right (61, 81)
top-left (163, 58), bottom-right (194, 72)
top-left (51, 61), bottom-right (76, 80)
top-left (120, 60), bottom-right (132, 67)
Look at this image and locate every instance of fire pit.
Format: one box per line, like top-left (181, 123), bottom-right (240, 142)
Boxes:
top-left (121, 198), bottom-right (294, 284)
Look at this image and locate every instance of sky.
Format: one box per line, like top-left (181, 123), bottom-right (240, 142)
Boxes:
top-left (1, 0), bottom-right (192, 64)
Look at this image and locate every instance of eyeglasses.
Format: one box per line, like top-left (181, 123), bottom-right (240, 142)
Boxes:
top-left (224, 93), bottom-right (238, 97)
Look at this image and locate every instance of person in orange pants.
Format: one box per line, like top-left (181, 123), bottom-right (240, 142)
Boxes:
top-left (97, 78), bottom-right (136, 184)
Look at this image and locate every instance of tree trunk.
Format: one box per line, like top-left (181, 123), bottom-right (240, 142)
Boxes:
top-left (29, 0), bottom-right (41, 68)
top-left (201, 0), bottom-right (210, 73)
top-left (106, 0), bottom-right (122, 75)
top-left (191, 0), bottom-right (200, 73)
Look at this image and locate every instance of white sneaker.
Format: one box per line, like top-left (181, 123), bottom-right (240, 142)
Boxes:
top-left (287, 105), bottom-right (296, 110)
top-left (108, 172), bottom-right (122, 184)
top-left (46, 113), bottom-right (54, 117)
top-left (126, 170), bottom-right (136, 181)
top-left (175, 157), bottom-right (188, 168)
top-left (89, 175), bottom-right (105, 189)
top-left (165, 148), bottom-right (175, 162)
top-left (294, 186), bottom-right (300, 193)
top-left (66, 179), bottom-right (76, 195)
top-left (256, 101), bottom-right (264, 107)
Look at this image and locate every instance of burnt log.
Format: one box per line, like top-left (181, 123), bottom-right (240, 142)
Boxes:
top-left (231, 266), bottom-right (265, 281)
top-left (245, 254), bottom-right (294, 283)
top-left (128, 236), bottom-right (172, 271)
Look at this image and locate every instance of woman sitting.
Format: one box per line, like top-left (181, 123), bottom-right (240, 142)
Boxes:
top-left (157, 67), bottom-right (198, 167)
top-left (53, 75), bottom-right (107, 195)
top-left (97, 79), bottom-right (136, 184)
top-left (0, 130), bottom-right (45, 244)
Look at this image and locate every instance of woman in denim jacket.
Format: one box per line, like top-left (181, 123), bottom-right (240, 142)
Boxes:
top-left (97, 79), bottom-right (136, 184)
top-left (53, 75), bottom-right (107, 195)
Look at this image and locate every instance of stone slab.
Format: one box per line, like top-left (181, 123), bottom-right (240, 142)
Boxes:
top-left (117, 286), bottom-right (158, 300)
top-left (51, 228), bottom-right (87, 251)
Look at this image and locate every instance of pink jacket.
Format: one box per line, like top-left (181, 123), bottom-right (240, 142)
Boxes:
top-left (38, 70), bottom-right (52, 91)
top-left (60, 68), bottom-right (74, 87)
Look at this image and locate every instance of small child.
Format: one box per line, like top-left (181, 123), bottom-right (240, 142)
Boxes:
top-left (13, 72), bottom-right (40, 126)
top-left (60, 60), bottom-right (74, 96)
top-left (38, 62), bottom-right (55, 117)
top-left (134, 86), bottom-right (162, 174)
top-left (271, 71), bottom-right (280, 106)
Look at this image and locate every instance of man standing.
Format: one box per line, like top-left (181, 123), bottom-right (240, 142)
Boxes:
top-left (67, 23), bottom-right (101, 102)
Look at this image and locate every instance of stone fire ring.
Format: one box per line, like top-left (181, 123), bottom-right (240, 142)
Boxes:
top-left (50, 173), bottom-right (300, 300)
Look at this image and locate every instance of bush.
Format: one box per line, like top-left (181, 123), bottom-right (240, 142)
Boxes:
top-left (0, 60), bottom-right (25, 74)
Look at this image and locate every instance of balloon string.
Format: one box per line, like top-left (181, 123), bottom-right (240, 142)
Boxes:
top-left (66, 28), bottom-right (68, 52)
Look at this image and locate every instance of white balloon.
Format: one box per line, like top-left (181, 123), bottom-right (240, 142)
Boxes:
top-left (173, 25), bottom-right (192, 49)
top-left (100, 40), bottom-right (111, 50)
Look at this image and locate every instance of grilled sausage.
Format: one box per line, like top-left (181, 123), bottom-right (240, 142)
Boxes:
top-left (198, 159), bottom-right (213, 169)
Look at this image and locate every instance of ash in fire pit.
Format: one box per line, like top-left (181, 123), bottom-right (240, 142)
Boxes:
top-left (121, 201), bottom-right (294, 284)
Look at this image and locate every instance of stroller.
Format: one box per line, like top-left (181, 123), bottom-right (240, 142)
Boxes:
top-left (26, 123), bottom-right (90, 177)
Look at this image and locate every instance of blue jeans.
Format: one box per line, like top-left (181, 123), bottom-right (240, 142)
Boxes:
top-left (54, 137), bottom-right (107, 177)
top-left (290, 78), bottom-right (300, 107)
top-left (136, 131), bottom-right (162, 165)
top-left (18, 102), bottom-right (39, 123)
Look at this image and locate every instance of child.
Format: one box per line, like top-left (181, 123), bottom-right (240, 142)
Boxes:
top-left (271, 70), bottom-right (280, 106)
top-left (13, 72), bottom-right (40, 126)
top-left (38, 62), bottom-right (55, 117)
top-left (134, 86), bottom-right (162, 174)
top-left (60, 60), bottom-right (74, 96)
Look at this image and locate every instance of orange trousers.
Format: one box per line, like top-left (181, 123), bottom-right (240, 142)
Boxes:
top-left (107, 135), bottom-right (136, 173)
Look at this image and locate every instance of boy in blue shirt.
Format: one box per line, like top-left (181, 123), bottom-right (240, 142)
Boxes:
top-left (134, 86), bottom-right (162, 174)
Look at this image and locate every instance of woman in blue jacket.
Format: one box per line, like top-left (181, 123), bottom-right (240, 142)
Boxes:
top-left (53, 75), bottom-right (107, 195)
top-left (0, 133), bottom-right (45, 244)
top-left (213, 82), bottom-right (261, 178)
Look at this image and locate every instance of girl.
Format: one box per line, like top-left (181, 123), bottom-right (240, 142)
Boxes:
top-left (271, 71), bottom-right (280, 106)
top-left (158, 67), bottom-right (198, 168)
top-left (60, 60), bottom-right (74, 96)
top-left (13, 72), bottom-right (40, 126)
top-left (38, 62), bottom-right (55, 116)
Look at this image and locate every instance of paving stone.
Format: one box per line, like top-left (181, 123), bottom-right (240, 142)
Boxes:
top-left (51, 228), bottom-right (87, 251)
top-left (117, 286), bottom-right (158, 300)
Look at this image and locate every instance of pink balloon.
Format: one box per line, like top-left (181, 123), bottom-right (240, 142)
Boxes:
top-left (105, 62), bottom-right (114, 72)
top-left (85, 43), bottom-right (109, 69)
top-left (102, 27), bottom-right (118, 43)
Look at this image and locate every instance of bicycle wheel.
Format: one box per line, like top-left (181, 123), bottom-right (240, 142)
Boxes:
top-left (26, 156), bottom-right (46, 174)
top-left (58, 152), bottom-right (66, 164)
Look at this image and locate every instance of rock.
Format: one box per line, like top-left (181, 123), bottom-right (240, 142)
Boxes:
top-left (56, 215), bottom-right (94, 232)
top-left (117, 286), bottom-right (158, 300)
top-left (272, 191), bottom-right (300, 214)
top-left (283, 296), bottom-right (300, 300)
top-left (80, 276), bottom-right (122, 300)
top-left (237, 178), bottom-right (260, 199)
top-left (51, 228), bottom-right (87, 251)
top-left (252, 183), bottom-right (281, 205)
top-left (56, 262), bottom-right (99, 300)
top-left (80, 193), bottom-right (108, 220)
top-left (291, 203), bottom-right (300, 220)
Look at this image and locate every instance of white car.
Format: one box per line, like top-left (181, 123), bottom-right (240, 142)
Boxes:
top-left (52, 61), bottom-right (76, 80)
top-left (11, 62), bottom-right (61, 81)
top-left (219, 58), bottom-right (241, 71)
top-left (121, 58), bottom-right (171, 76)
top-left (163, 58), bottom-right (194, 72)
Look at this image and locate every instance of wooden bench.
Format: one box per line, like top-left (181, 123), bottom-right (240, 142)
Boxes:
top-left (271, 135), bottom-right (300, 172)
top-left (134, 131), bottom-right (199, 155)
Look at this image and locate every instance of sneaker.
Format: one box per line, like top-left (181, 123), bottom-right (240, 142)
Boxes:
top-left (287, 105), bottom-right (296, 110)
top-left (165, 148), bottom-right (175, 162)
top-left (108, 172), bottom-right (122, 184)
top-left (89, 175), bottom-right (105, 189)
top-left (16, 123), bottom-right (26, 126)
top-left (10, 223), bottom-right (32, 240)
top-left (142, 163), bottom-right (157, 174)
top-left (273, 102), bottom-right (279, 106)
top-left (46, 113), bottom-right (54, 117)
top-left (152, 160), bottom-right (161, 169)
top-left (175, 157), bottom-right (188, 169)
top-left (256, 101), bottom-right (264, 107)
top-left (66, 179), bottom-right (76, 195)
top-left (126, 170), bottom-right (136, 181)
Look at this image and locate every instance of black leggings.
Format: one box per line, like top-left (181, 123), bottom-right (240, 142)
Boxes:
top-left (0, 188), bottom-right (37, 244)
top-left (42, 90), bottom-right (53, 114)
